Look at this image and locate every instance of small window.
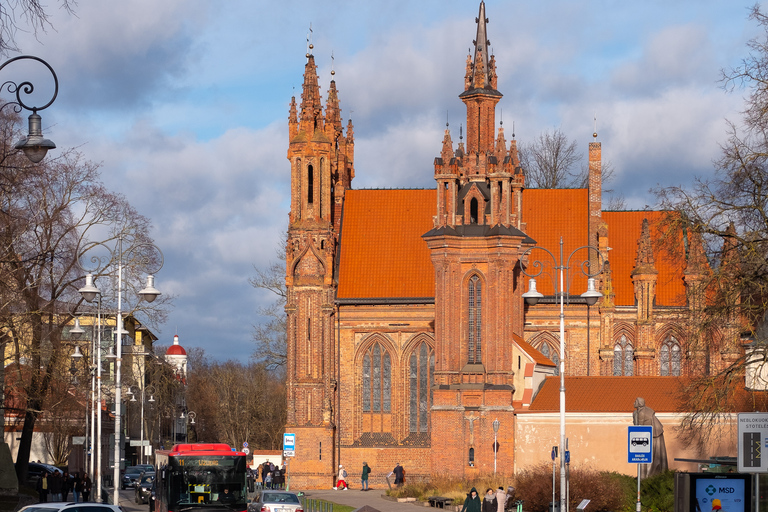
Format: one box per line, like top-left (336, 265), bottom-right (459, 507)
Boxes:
top-left (470, 198), bottom-right (478, 223)
top-left (307, 165), bottom-right (314, 204)
top-left (469, 447), bottom-right (475, 466)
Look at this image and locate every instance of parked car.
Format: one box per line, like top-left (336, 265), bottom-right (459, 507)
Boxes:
top-left (19, 503), bottom-right (122, 512)
top-left (121, 465), bottom-right (144, 489)
top-left (249, 491), bottom-right (304, 512)
top-left (14, 462), bottom-right (64, 488)
top-left (135, 473), bottom-right (155, 504)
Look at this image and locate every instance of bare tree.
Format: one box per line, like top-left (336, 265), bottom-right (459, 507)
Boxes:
top-left (519, 128), bottom-right (624, 209)
top-left (519, 128), bottom-right (582, 188)
top-left (186, 352), bottom-right (286, 450)
top-left (250, 241), bottom-right (287, 369)
top-left (0, 111), bottom-right (170, 483)
top-left (0, 0), bottom-right (76, 55)
top-left (653, 4), bottom-right (768, 446)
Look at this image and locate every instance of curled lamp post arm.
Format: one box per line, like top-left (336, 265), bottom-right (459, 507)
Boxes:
top-left (0, 55), bottom-right (58, 163)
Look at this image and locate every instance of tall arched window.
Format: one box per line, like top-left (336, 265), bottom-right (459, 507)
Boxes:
top-left (468, 275), bottom-right (482, 363)
top-left (470, 198), bottom-right (479, 223)
top-left (660, 336), bottom-right (681, 376)
top-left (362, 342), bottom-right (391, 413)
top-left (613, 335), bottom-right (634, 376)
top-left (307, 165), bottom-right (314, 204)
top-left (409, 341), bottom-right (434, 433)
top-left (538, 342), bottom-right (560, 376)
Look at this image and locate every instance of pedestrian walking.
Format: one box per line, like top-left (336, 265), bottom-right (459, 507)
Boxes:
top-left (50, 471), bottom-right (63, 502)
top-left (495, 487), bottom-right (506, 512)
top-left (361, 462), bottom-right (371, 491)
top-left (82, 474), bottom-right (92, 502)
top-left (482, 488), bottom-right (497, 512)
top-left (392, 462), bottom-right (404, 488)
top-left (461, 488), bottom-right (481, 512)
top-left (62, 471), bottom-right (72, 502)
top-left (73, 473), bottom-right (83, 503)
top-left (334, 464), bottom-right (348, 490)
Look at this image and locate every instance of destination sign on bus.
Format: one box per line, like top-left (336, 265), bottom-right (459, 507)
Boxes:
top-left (178, 457), bottom-right (235, 467)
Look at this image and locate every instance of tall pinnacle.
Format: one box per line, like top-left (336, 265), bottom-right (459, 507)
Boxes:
top-left (470, 1), bottom-right (490, 90)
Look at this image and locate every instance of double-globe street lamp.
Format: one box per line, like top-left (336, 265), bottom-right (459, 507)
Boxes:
top-left (77, 236), bottom-right (163, 504)
top-left (0, 55), bottom-right (58, 163)
top-left (521, 237), bottom-right (604, 512)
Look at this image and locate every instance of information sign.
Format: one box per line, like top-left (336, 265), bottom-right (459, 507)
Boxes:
top-left (738, 413), bottom-right (768, 472)
top-left (628, 426), bottom-right (653, 464)
top-left (283, 433), bottom-right (295, 457)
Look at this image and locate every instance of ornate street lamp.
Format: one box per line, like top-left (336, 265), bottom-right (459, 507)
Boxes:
top-left (0, 55), bottom-right (58, 163)
top-left (522, 237), bottom-right (604, 512)
top-left (77, 236), bottom-right (164, 503)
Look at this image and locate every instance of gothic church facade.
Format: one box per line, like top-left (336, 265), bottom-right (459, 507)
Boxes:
top-left (283, 2), bottom-right (740, 488)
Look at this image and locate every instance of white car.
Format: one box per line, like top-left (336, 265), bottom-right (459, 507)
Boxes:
top-left (20, 503), bottom-right (123, 512)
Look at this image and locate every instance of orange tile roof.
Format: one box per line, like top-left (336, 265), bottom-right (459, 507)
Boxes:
top-left (603, 211), bottom-right (686, 306)
top-left (513, 333), bottom-right (556, 367)
top-left (336, 189), bottom-right (685, 307)
top-left (337, 189), bottom-right (436, 300)
top-left (528, 376), bottom-right (684, 412)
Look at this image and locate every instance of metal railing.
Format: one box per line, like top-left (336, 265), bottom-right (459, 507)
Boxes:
top-left (300, 496), bottom-right (334, 512)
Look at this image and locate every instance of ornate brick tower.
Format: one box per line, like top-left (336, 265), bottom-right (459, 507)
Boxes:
top-left (423, 1), bottom-right (533, 476)
top-left (285, 45), bottom-right (354, 488)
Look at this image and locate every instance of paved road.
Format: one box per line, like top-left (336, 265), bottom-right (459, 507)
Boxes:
top-left (112, 486), bottom-right (423, 512)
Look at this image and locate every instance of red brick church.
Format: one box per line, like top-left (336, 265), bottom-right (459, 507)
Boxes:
top-left (283, 2), bottom-right (741, 488)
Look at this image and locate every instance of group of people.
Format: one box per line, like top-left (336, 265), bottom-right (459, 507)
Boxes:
top-left (461, 487), bottom-right (517, 512)
top-left (334, 461), bottom-right (405, 491)
top-left (36, 470), bottom-right (92, 503)
top-left (250, 460), bottom-right (286, 490)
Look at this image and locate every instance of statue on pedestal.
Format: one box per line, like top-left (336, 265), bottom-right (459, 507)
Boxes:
top-left (633, 397), bottom-right (668, 477)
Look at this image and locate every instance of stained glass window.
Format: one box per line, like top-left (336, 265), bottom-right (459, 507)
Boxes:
top-left (538, 342), bottom-right (560, 376)
top-left (660, 336), bottom-right (681, 376)
top-left (362, 341), bottom-right (391, 413)
top-left (409, 341), bottom-right (434, 433)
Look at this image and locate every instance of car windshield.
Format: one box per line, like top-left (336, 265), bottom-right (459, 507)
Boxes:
top-left (262, 494), bottom-right (300, 504)
top-left (141, 476), bottom-right (154, 484)
top-left (125, 467), bottom-right (142, 475)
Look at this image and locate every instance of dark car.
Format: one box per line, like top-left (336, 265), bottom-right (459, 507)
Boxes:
top-left (122, 465), bottom-right (144, 489)
top-left (15, 462), bottom-right (64, 488)
top-left (135, 473), bottom-right (155, 504)
top-left (148, 477), bottom-right (156, 512)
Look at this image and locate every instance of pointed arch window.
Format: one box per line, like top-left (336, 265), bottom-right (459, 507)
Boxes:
top-left (613, 335), bottom-right (634, 376)
top-left (307, 165), bottom-right (314, 204)
top-left (362, 342), bottom-right (391, 413)
top-left (660, 336), bottom-right (681, 376)
top-left (470, 198), bottom-right (479, 223)
top-left (538, 342), bottom-right (560, 376)
top-left (409, 341), bottom-right (434, 433)
top-left (468, 275), bottom-right (482, 363)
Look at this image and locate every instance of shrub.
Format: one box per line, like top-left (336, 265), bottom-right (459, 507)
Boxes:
top-left (640, 471), bottom-right (676, 512)
top-left (515, 463), bottom-right (635, 512)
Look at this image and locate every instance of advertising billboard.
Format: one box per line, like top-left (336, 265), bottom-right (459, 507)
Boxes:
top-left (689, 474), bottom-right (751, 512)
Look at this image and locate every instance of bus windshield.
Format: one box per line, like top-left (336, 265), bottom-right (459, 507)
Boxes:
top-left (168, 455), bottom-right (247, 507)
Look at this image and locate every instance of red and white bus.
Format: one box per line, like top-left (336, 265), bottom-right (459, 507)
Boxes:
top-left (154, 443), bottom-right (248, 512)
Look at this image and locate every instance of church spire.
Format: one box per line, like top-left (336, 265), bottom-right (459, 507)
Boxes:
top-left (470, 1), bottom-right (491, 90)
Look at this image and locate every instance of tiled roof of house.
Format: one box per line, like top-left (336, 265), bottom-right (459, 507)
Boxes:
top-left (336, 189), bottom-right (436, 300)
top-left (513, 333), bottom-right (556, 367)
top-left (528, 376), bottom-right (684, 412)
top-left (335, 188), bottom-right (686, 306)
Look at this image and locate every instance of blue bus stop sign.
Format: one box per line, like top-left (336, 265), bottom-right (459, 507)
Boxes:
top-left (628, 426), bottom-right (653, 464)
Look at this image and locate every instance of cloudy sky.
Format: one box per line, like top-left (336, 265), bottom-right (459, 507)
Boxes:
top-left (5, 0), bottom-right (760, 362)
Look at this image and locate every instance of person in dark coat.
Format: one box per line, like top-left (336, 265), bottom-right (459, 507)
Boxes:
top-left (481, 488), bottom-right (498, 512)
top-left (49, 471), bottom-right (63, 501)
top-left (392, 463), bottom-right (404, 487)
top-left (461, 488), bottom-right (481, 512)
top-left (73, 473), bottom-right (84, 503)
top-left (62, 471), bottom-right (72, 502)
top-left (361, 462), bottom-right (371, 491)
top-left (82, 474), bottom-right (92, 502)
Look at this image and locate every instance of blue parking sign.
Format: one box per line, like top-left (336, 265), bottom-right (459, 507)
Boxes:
top-left (628, 426), bottom-right (653, 463)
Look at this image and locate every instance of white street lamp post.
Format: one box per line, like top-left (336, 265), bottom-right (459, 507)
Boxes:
top-left (522, 237), bottom-right (603, 512)
top-left (77, 236), bottom-right (163, 504)
top-left (492, 418), bottom-right (500, 474)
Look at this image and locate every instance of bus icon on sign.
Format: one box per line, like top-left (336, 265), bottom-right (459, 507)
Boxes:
top-left (631, 437), bottom-right (649, 446)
